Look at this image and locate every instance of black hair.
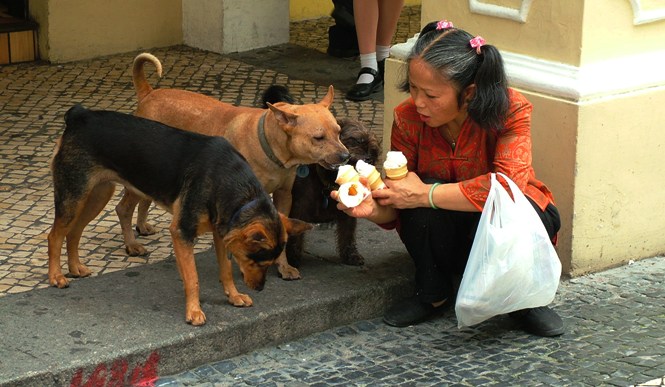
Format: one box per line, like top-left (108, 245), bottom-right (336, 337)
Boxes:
top-left (399, 21), bottom-right (510, 131)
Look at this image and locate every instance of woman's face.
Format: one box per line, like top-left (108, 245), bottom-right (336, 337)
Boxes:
top-left (407, 57), bottom-right (470, 128)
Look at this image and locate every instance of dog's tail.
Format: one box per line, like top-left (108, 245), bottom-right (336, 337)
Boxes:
top-left (133, 53), bottom-right (163, 102)
top-left (260, 85), bottom-right (297, 108)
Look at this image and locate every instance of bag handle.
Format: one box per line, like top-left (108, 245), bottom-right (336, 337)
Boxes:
top-left (494, 172), bottom-right (530, 206)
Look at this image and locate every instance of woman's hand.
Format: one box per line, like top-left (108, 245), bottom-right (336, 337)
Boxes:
top-left (373, 172), bottom-right (428, 209)
top-left (330, 177), bottom-right (377, 218)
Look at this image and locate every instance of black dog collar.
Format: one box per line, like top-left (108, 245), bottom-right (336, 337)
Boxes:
top-left (258, 112), bottom-right (286, 169)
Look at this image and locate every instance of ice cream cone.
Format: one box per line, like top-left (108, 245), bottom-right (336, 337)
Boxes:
top-left (335, 164), bottom-right (360, 185)
top-left (383, 151), bottom-right (408, 180)
top-left (355, 160), bottom-right (386, 190)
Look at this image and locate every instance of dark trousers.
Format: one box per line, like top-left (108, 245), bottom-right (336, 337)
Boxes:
top-left (398, 182), bottom-right (561, 304)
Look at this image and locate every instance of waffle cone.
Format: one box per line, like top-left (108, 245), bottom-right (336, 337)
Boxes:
top-left (366, 169), bottom-right (386, 190)
top-left (335, 169), bottom-right (360, 185)
top-left (385, 165), bottom-right (408, 180)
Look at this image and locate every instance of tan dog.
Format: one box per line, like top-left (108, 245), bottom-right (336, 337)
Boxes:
top-left (116, 53), bottom-right (349, 280)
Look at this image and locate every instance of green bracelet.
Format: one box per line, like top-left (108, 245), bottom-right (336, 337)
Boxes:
top-left (429, 182), bottom-right (440, 209)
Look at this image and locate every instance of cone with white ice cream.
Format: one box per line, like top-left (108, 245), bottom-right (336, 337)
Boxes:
top-left (383, 151), bottom-right (408, 180)
top-left (355, 160), bottom-right (386, 190)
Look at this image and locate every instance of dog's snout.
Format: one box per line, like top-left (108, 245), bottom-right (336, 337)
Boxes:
top-left (339, 151), bottom-right (351, 165)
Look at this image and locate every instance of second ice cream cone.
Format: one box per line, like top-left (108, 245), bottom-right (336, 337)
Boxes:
top-left (355, 160), bottom-right (386, 190)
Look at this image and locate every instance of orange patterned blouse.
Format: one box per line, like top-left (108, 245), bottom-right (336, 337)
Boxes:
top-left (390, 88), bottom-right (555, 212)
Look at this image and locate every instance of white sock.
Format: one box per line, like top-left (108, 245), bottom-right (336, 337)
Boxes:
top-left (358, 53), bottom-right (378, 84)
top-left (376, 45), bottom-right (391, 62)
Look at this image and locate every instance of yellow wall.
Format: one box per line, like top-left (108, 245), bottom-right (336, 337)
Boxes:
top-left (571, 89), bottom-right (665, 274)
top-left (290, 0), bottom-right (422, 21)
top-left (421, 0), bottom-right (584, 65)
top-left (30, 0), bottom-right (182, 63)
top-left (582, 0), bottom-right (665, 64)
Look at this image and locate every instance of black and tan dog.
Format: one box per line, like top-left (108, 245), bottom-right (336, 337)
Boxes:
top-left (47, 105), bottom-right (311, 326)
top-left (261, 86), bottom-right (381, 267)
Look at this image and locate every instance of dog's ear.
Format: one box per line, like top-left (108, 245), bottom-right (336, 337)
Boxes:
top-left (224, 222), bottom-right (271, 252)
top-left (280, 213), bottom-right (313, 236)
top-left (319, 85), bottom-right (334, 109)
top-left (267, 103), bottom-right (299, 128)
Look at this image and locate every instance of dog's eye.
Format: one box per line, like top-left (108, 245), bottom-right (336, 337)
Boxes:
top-left (313, 135), bottom-right (325, 141)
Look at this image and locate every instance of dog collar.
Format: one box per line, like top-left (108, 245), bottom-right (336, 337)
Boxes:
top-left (258, 112), bottom-right (286, 169)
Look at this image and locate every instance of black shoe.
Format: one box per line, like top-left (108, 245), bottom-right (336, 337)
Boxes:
top-left (345, 67), bottom-right (383, 101)
top-left (383, 296), bottom-right (450, 327)
top-left (509, 306), bottom-right (564, 337)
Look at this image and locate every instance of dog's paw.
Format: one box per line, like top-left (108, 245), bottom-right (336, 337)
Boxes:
top-left (342, 251), bottom-right (365, 266)
top-left (136, 223), bottom-right (156, 236)
top-left (49, 273), bottom-right (70, 289)
top-left (125, 242), bottom-right (148, 256)
top-left (186, 309), bottom-right (207, 326)
top-left (228, 293), bottom-right (253, 307)
top-left (278, 264), bottom-right (301, 281)
top-left (69, 263), bottom-right (92, 278)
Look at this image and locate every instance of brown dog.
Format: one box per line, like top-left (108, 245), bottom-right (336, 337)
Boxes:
top-left (48, 105), bottom-right (312, 326)
top-left (261, 86), bottom-right (381, 267)
top-left (116, 53), bottom-right (349, 281)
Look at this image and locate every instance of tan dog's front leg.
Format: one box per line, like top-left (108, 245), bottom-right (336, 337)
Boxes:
top-left (272, 186), bottom-right (301, 280)
top-left (213, 233), bottom-right (253, 306)
top-left (136, 198), bottom-right (157, 236)
top-left (116, 190), bottom-right (149, 256)
top-left (169, 222), bottom-right (206, 326)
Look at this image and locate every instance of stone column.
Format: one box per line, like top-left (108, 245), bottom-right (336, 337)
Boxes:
top-left (182, 0), bottom-right (290, 54)
top-left (384, 0), bottom-right (665, 276)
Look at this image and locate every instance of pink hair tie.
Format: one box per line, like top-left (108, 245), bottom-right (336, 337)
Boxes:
top-left (436, 20), bottom-right (454, 30)
top-left (469, 36), bottom-right (486, 54)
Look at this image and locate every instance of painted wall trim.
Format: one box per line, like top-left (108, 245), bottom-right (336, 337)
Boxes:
top-left (468, 0), bottom-right (533, 23)
top-left (629, 0), bottom-right (665, 25)
top-left (503, 50), bottom-right (665, 101)
top-left (391, 38), bottom-right (665, 102)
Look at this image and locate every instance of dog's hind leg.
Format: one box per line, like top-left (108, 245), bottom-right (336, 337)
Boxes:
top-left (136, 198), bottom-right (156, 236)
top-left (65, 182), bottom-right (116, 278)
top-left (48, 181), bottom-right (114, 288)
top-left (116, 189), bottom-right (149, 256)
top-left (48, 216), bottom-right (73, 288)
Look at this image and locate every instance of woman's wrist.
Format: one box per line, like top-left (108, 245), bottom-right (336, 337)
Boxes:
top-left (370, 203), bottom-right (398, 225)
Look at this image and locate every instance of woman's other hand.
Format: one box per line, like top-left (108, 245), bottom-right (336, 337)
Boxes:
top-left (373, 172), bottom-right (428, 209)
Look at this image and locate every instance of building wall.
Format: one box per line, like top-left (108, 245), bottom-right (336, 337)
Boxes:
top-left (290, 0), bottom-right (422, 21)
top-left (30, 0), bottom-right (182, 63)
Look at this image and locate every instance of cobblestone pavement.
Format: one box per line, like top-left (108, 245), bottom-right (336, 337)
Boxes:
top-left (160, 256), bottom-right (665, 386)
top-left (2, 6), bottom-right (664, 387)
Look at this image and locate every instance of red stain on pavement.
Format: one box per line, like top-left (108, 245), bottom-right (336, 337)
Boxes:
top-left (70, 351), bottom-right (160, 387)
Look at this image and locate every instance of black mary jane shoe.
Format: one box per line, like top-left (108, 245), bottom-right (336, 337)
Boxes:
top-left (345, 67), bottom-right (383, 101)
top-left (383, 296), bottom-right (451, 327)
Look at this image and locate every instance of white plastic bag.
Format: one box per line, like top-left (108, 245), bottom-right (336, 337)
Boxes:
top-left (455, 172), bottom-right (562, 328)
